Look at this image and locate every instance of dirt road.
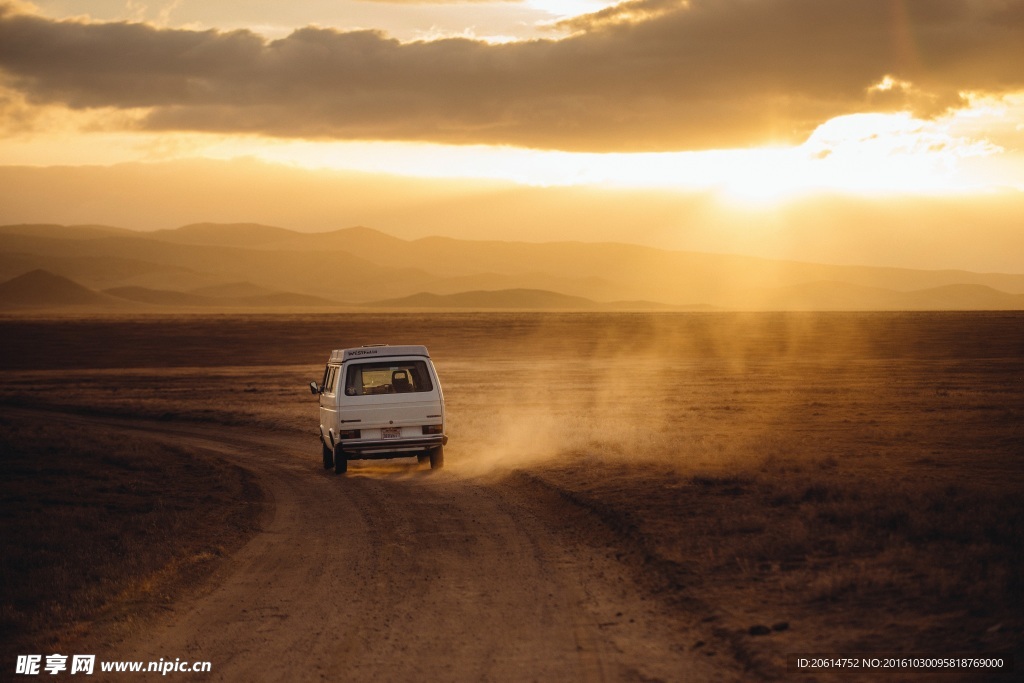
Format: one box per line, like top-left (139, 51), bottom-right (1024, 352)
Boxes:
top-left (77, 421), bottom-right (730, 682)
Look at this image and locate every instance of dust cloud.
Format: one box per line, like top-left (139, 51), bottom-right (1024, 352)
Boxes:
top-left (432, 311), bottom-right (1023, 478)
top-left (2, 311), bottom-right (1017, 482)
top-left (439, 313), bottom-right (844, 476)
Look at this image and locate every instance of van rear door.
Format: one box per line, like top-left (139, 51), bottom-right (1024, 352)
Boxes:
top-left (338, 357), bottom-right (443, 440)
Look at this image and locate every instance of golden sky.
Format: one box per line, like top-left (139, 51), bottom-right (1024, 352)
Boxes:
top-left (1, 0), bottom-right (1023, 270)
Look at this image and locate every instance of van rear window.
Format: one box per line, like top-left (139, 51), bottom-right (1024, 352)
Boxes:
top-left (344, 361), bottom-right (434, 396)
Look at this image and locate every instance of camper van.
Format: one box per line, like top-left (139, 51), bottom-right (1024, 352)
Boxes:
top-left (310, 345), bottom-right (447, 474)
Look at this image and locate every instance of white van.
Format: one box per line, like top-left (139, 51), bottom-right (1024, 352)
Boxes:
top-left (310, 344), bottom-right (447, 474)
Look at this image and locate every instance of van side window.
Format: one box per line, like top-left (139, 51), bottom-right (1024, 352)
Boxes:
top-left (323, 365), bottom-right (338, 395)
top-left (345, 361), bottom-right (434, 396)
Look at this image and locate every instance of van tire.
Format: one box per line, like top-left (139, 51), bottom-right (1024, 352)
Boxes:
top-left (334, 449), bottom-right (348, 475)
top-left (322, 443), bottom-right (334, 470)
top-left (429, 446), bottom-right (444, 470)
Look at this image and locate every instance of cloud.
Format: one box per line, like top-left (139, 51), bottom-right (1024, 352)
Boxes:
top-left (0, 0), bottom-right (1022, 151)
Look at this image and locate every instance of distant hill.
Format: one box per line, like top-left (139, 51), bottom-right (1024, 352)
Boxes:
top-left (235, 292), bottom-right (340, 307)
top-left (129, 222), bottom-right (1024, 305)
top-left (899, 284), bottom-right (1024, 310)
top-left (104, 285), bottom-right (341, 308)
top-left (0, 224), bottom-right (433, 303)
top-left (608, 300), bottom-right (709, 311)
top-left (373, 289), bottom-right (690, 311)
top-left (190, 281), bottom-right (276, 298)
top-left (0, 224), bottom-right (138, 241)
top-left (150, 223), bottom-right (408, 253)
top-left (0, 269), bottom-right (343, 311)
top-left (191, 281), bottom-right (343, 305)
top-left (150, 223), bottom-right (301, 247)
top-left (102, 286), bottom-right (214, 307)
top-left (370, 289), bottom-right (599, 309)
top-left (728, 281), bottom-right (1024, 311)
top-left (0, 269), bottom-right (111, 307)
top-left (3, 223), bottom-right (1024, 311)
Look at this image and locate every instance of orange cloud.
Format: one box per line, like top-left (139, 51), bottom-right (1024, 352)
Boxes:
top-left (1, 0), bottom-right (1022, 151)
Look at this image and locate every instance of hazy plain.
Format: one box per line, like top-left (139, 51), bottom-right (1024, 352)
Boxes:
top-left (1, 311), bottom-right (1021, 678)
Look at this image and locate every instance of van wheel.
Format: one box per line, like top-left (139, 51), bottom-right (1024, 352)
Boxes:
top-left (334, 449), bottom-right (348, 475)
top-left (322, 443), bottom-right (334, 470)
top-left (429, 446), bottom-right (444, 470)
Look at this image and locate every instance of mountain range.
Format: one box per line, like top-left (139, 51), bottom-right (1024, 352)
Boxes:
top-left (2, 222), bottom-right (1023, 311)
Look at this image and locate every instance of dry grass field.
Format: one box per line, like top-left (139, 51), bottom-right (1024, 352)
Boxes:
top-left (0, 411), bottom-right (264, 666)
top-left (1, 311), bottom-right (1021, 679)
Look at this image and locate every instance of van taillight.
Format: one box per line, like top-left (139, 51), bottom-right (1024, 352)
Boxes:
top-left (338, 429), bottom-right (361, 439)
top-left (422, 424), bottom-right (443, 435)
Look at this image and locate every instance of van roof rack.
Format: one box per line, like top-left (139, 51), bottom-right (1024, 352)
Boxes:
top-left (329, 345), bottom-right (431, 363)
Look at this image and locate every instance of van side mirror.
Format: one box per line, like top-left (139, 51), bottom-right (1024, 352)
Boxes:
top-left (309, 381), bottom-right (320, 395)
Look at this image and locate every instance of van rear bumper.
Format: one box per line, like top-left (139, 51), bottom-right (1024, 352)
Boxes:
top-left (338, 434), bottom-right (447, 456)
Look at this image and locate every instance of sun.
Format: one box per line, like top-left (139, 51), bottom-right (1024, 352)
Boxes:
top-left (795, 112), bottom-right (1002, 195)
top-left (706, 108), bottom-right (1009, 205)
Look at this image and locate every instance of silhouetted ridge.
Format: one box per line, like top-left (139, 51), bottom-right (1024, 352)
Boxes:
top-left (0, 269), bottom-right (106, 306)
top-left (3, 222), bottom-right (1024, 310)
top-left (370, 289), bottom-right (598, 309)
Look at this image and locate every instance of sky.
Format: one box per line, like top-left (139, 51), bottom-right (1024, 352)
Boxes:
top-left (1, 0), bottom-right (1023, 271)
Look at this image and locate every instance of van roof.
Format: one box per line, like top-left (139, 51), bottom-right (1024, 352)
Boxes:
top-left (330, 345), bottom-right (430, 363)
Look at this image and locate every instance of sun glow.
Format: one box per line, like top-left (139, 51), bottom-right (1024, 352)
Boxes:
top-left (202, 108), bottom-right (1010, 203)
top-left (1, 88), bottom-right (1019, 205)
top-left (525, 0), bottom-right (618, 21)
top-left (719, 110), bottom-right (1007, 204)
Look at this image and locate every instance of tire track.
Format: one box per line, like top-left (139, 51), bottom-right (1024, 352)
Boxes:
top-left (27, 411), bottom-right (731, 681)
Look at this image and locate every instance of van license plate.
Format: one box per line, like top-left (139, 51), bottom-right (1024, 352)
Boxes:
top-left (381, 427), bottom-right (401, 439)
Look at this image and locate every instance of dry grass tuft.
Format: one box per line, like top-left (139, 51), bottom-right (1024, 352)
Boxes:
top-left (533, 452), bottom-right (1023, 677)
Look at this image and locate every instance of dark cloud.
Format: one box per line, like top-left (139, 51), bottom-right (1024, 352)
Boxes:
top-left (0, 0), bottom-right (1022, 151)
